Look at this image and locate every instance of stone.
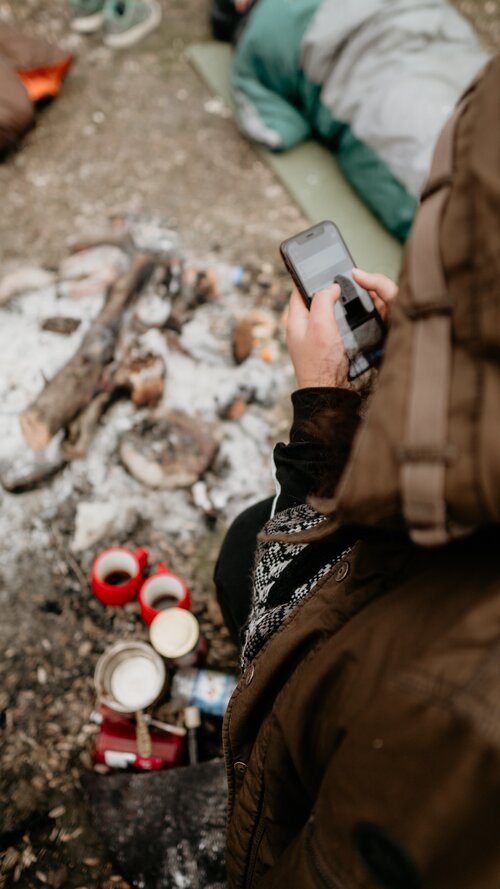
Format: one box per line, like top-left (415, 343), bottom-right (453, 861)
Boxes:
top-left (70, 501), bottom-right (138, 553)
top-left (191, 480), bottom-right (213, 513)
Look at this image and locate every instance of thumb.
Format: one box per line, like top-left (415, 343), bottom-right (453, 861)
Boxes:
top-left (310, 284), bottom-right (343, 342)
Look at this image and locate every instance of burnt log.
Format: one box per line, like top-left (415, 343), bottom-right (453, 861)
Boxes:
top-left (20, 254), bottom-right (153, 450)
top-left (61, 391), bottom-right (111, 460)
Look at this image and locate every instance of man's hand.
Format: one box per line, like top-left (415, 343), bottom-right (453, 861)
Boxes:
top-left (287, 284), bottom-right (349, 390)
top-left (352, 268), bottom-right (398, 324)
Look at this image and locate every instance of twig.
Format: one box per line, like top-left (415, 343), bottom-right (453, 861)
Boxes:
top-left (51, 525), bottom-right (90, 594)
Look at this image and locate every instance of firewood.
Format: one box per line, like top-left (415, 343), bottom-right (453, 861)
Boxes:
top-left (67, 232), bottom-right (135, 254)
top-left (120, 410), bottom-right (219, 489)
top-left (0, 455), bottom-right (67, 493)
top-left (112, 351), bottom-right (165, 407)
top-left (20, 254), bottom-right (153, 450)
top-left (61, 391), bottom-right (111, 459)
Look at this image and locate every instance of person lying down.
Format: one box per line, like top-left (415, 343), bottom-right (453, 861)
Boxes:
top-left (229, 0), bottom-right (488, 239)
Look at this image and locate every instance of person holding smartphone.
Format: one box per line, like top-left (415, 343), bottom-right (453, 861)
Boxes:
top-left (215, 268), bottom-right (396, 654)
top-left (219, 56), bottom-right (500, 889)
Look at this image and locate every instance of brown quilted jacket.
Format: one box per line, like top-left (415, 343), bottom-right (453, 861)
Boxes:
top-left (224, 530), bottom-right (500, 889)
top-left (224, 55), bottom-right (500, 889)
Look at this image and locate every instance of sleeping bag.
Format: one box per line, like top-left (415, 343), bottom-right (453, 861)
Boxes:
top-left (231, 0), bottom-right (488, 240)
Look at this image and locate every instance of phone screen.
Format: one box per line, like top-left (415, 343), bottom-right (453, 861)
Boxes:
top-left (282, 221), bottom-right (385, 379)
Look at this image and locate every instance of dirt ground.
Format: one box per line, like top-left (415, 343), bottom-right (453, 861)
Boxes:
top-left (0, 2), bottom-right (301, 885)
top-left (1, 0), bottom-right (500, 886)
top-left (1, 2), bottom-right (499, 266)
top-left (0, 0), bottom-right (306, 272)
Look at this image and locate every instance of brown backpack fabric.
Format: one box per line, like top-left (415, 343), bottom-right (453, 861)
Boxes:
top-left (0, 56), bottom-right (34, 152)
top-left (329, 55), bottom-right (500, 546)
top-left (0, 22), bottom-right (72, 154)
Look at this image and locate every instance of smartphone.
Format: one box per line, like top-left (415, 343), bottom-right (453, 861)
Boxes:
top-left (280, 220), bottom-right (386, 379)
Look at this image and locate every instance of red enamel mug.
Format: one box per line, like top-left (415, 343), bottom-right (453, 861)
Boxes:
top-left (139, 562), bottom-right (191, 625)
top-left (91, 546), bottom-right (149, 606)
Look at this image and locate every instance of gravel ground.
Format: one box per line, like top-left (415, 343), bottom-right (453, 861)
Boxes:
top-left (0, 0), bottom-right (305, 271)
top-left (1, 0), bottom-right (500, 886)
top-left (0, 2), bottom-right (302, 883)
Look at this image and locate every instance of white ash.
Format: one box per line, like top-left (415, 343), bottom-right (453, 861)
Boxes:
top-left (166, 349), bottom-right (281, 417)
top-left (135, 292), bottom-right (172, 328)
top-left (210, 410), bottom-right (276, 521)
top-left (180, 312), bottom-right (230, 365)
top-left (0, 284), bottom-right (103, 423)
top-left (134, 327), bottom-right (170, 368)
top-left (0, 242), bottom-right (291, 575)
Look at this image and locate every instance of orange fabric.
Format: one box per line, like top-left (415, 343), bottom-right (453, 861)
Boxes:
top-left (16, 55), bottom-right (73, 102)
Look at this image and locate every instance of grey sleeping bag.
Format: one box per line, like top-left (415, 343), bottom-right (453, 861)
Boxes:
top-left (231, 0), bottom-right (488, 238)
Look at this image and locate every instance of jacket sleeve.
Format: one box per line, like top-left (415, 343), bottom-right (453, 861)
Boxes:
top-left (272, 386), bottom-right (361, 513)
top-left (258, 678), bottom-right (500, 888)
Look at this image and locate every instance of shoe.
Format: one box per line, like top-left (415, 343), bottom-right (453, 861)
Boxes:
top-left (69, 0), bottom-right (106, 33)
top-left (103, 0), bottom-right (162, 48)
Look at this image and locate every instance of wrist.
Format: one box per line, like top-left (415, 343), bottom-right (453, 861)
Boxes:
top-left (295, 374), bottom-right (351, 390)
top-left (293, 354), bottom-right (350, 390)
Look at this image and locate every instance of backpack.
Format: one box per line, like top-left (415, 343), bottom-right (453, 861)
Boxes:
top-left (331, 56), bottom-right (500, 546)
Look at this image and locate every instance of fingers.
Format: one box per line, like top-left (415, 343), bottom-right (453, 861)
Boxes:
top-left (287, 283), bottom-right (344, 355)
top-left (287, 285), bottom-right (309, 330)
top-left (288, 285), bottom-right (309, 319)
top-left (309, 284), bottom-right (343, 342)
top-left (286, 285), bottom-right (310, 351)
top-left (352, 268), bottom-right (398, 304)
top-left (287, 282), bottom-right (349, 389)
top-left (368, 289), bottom-right (390, 322)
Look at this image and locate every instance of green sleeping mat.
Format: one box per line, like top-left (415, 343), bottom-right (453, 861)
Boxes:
top-left (188, 42), bottom-right (402, 280)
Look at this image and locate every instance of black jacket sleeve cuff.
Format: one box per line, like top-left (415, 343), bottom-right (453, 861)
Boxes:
top-left (272, 387), bottom-right (361, 513)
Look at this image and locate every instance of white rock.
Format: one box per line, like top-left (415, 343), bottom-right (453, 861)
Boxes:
top-left (71, 502), bottom-right (116, 552)
top-left (71, 500), bottom-right (137, 552)
top-left (191, 480), bottom-right (212, 512)
top-left (204, 97), bottom-right (231, 119)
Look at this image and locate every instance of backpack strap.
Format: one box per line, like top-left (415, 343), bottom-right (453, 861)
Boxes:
top-left (399, 94), bottom-right (474, 545)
